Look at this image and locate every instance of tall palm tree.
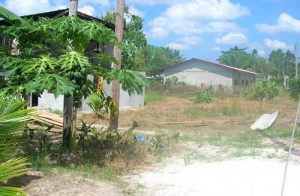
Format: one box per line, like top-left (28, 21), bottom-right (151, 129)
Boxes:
top-left (0, 94), bottom-right (34, 195)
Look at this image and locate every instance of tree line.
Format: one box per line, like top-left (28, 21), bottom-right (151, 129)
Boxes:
top-left (218, 46), bottom-right (297, 81)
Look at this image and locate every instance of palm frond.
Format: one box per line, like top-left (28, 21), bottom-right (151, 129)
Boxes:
top-left (0, 158), bottom-right (30, 182)
top-left (0, 185), bottom-right (26, 196)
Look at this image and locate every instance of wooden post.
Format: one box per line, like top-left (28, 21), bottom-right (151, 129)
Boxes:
top-left (63, 0), bottom-right (78, 151)
top-left (109, 0), bottom-right (125, 130)
top-left (295, 44), bottom-right (298, 79)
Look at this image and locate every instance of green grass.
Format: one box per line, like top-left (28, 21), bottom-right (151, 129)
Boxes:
top-left (264, 128), bottom-right (299, 139)
top-left (184, 106), bottom-right (219, 119)
top-left (181, 130), bottom-right (266, 163)
top-left (145, 91), bottom-right (165, 104)
top-left (180, 131), bottom-right (263, 149)
top-left (46, 108), bottom-right (63, 115)
top-left (28, 152), bottom-right (119, 181)
top-left (221, 102), bottom-right (243, 116)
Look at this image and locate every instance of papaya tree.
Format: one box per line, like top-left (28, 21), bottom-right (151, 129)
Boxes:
top-left (0, 16), bottom-right (147, 151)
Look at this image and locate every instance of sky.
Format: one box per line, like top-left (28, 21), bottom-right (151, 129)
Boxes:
top-left (0, 0), bottom-right (299, 62)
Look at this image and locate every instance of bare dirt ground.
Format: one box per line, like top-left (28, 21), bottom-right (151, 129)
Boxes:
top-left (122, 157), bottom-right (300, 196)
top-left (17, 95), bottom-right (300, 195)
top-left (21, 170), bottom-right (122, 196)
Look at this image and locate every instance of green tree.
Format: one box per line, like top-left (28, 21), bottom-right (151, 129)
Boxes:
top-left (253, 57), bottom-right (275, 79)
top-left (268, 49), bottom-right (285, 78)
top-left (101, 6), bottom-right (147, 70)
top-left (217, 46), bottom-right (254, 70)
top-left (135, 45), bottom-right (185, 75)
top-left (0, 16), bottom-right (147, 150)
top-left (284, 50), bottom-right (296, 78)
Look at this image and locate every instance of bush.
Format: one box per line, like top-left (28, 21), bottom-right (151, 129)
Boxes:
top-left (289, 78), bottom-right (300, 100)
top-left (193, 90), bottom-right (212, 104)
top-left (245, 81), bottom-right (279, 101)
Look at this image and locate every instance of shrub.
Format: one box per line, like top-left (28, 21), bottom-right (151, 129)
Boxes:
top-left (193, 90), bottom-right (212, 104)
top-left (245, 81), bottom-right (279, 101)
top-left (165, 76), bottom-right (178, 85)
top-left (289, 78), bottom-right (300, 100)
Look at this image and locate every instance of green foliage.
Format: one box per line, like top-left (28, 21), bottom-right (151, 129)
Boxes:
top-left (0, 6), bottom-right (25, 24)
top-left (165, 76), bottom-right (179, 85)
top-left (101, 6), bottom-right (147, 70)
top-left (288, 78), bottom-right (300, 100)
top-left (105, 69), bottom-right (148, 95)
top-left (87, 93), bottom-right (116, 119)
top-left (0, 16), bottom-right (146, 107)
top-left (0, 94), bottom-right (33, 195)
top-left (245, 81), bottom-right (279, 101)
top-left (218, 46), bottom-right (255, 70)
top-left (193, 90), bottom-right (213, 104)
top-left (135, 45), bottom-right (185, 75)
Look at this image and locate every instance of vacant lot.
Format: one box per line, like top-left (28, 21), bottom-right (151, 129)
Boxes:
top-left (22, 90), bottom-right (300, 195)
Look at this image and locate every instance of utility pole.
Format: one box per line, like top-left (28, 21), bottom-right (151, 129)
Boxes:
top-left (295, 44), bottom-right (298, 79)
top-left (109, 0), bottom-right (125, 130)
top-left (63, 0), bottom-right (78, 151)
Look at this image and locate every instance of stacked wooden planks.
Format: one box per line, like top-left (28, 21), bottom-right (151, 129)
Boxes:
top-left (33, 110), bottom-right (63, 128)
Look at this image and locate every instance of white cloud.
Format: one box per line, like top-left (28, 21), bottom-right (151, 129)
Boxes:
top-left (212, 47), bottom-right (222, 52)
top-left (256, 13), bottom-right (300, 34)
top-left (126, 0), bottom-right (180, 5)
top-left (1, 0), bottom-right (108, 16)
top-left (257, 49), bottom-right (266, 57)
top-left (163, 0), bottom-right (249, 21)
top-left (167, 43), bottom-right (190, 50)
top-left (180, 36), bottom-right (202, 45)
top-left (147, 27), bottom-right (169, 39)
top-left (264, 38), bottom-right (293, 51)
top-left (2, 0), bottom-right (62, 15)
top-left (148, 0), bottom-right (249, 39)
top-left (78, 5), bottom-right (95, 16)
top-left (167, 36), bottom-right (202, 51)
top-left (80, 0), bottom-right (109, 6)
top-left (215, 33), bottom-right (248, 44)
top-left (128, 6), bottom-right (145, 17)
top-left (207, 21), bottom-right (247, 34)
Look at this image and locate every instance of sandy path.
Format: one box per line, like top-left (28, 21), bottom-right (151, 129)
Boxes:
top-left (125, 158), bottom-right (300, 196)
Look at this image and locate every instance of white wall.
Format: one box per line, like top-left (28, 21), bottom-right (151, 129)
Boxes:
top-left (37, 73), bottom-right (145, 113)
top-left (164, 59), bottom-right (233, 88)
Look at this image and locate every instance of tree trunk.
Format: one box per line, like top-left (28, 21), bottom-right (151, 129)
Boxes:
top-left (63, 96), bottom-right (73, 149)
top-left (109, 0), bottom-right (125, 130)
top-left (62, 0), bottom-right (78, 151)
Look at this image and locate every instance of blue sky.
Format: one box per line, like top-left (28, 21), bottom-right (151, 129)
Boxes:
top-left (1, 0), bottom-right (299, 61)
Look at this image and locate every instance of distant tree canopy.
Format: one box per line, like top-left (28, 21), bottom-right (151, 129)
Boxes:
top-left (217, 46), bottom-right (255, 70)
top-left (101, 6), bottom-right (147, 70)
top-left (101, 6), bottom-right (184, 75)
top-left (135, 45), bottom-right (185, 75)
top-left (217, 46), bottom-right (297, 81)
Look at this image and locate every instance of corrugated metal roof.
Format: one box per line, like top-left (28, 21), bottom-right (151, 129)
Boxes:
top-left (0, 8), bottom-right (115, 29)
top-left (163, 58), bottom-right (258, 75)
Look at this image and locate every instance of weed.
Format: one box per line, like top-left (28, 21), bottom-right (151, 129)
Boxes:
top-left (221, 103), bottom-right (242, 116)
top-left (245, 81), bottom-right (279, 101)
top-left (193, 90), bottom-right (212, 104)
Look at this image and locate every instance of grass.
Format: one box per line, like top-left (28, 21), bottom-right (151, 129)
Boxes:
top-left (180, 130), bottom-right (264, 149)
top-left (22, 89), bottom-right (300, 186)
top-left (144, 91), bottom-right (165, 104)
